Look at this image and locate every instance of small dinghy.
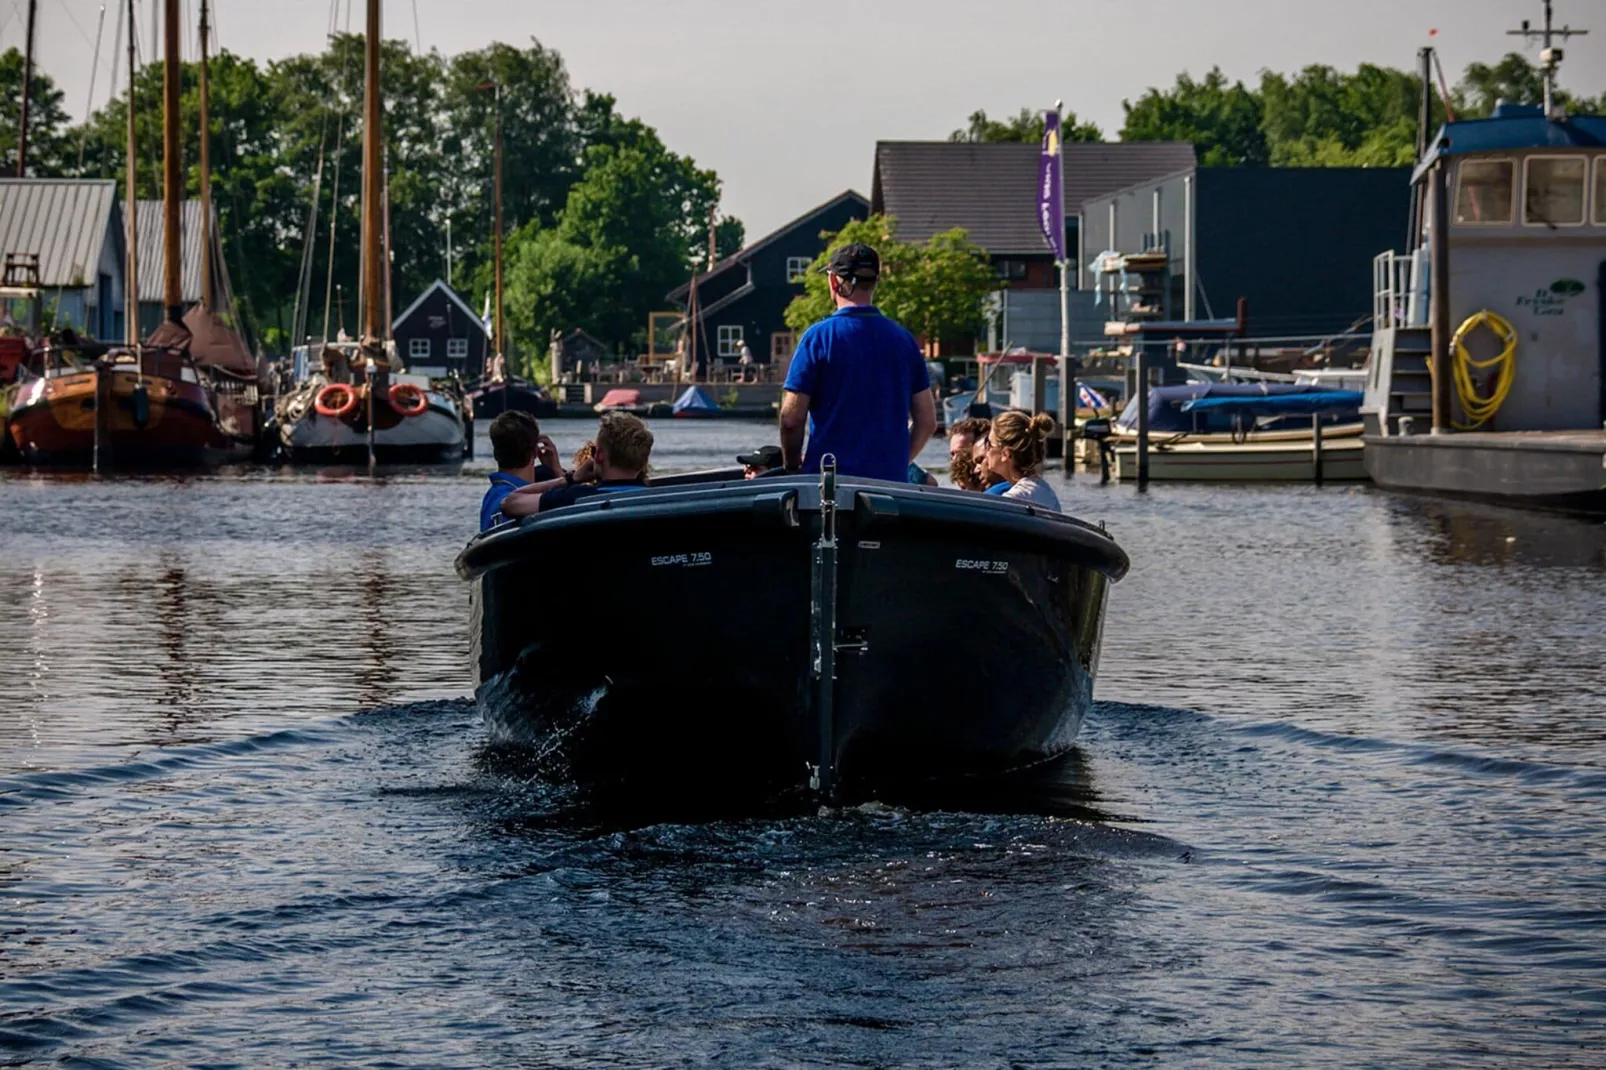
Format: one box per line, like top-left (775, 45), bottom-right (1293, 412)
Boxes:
top-left (458, 462), bottom-right (1129, 809)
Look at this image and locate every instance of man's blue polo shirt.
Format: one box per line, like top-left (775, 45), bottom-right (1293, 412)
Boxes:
top-left (783, 305), bottom-right (928, 483)
top-left (479, 466), bottom-right (555, 531)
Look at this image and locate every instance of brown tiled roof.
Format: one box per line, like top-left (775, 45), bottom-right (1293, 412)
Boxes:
top-left (871, 141), bottom-right (1197, 253)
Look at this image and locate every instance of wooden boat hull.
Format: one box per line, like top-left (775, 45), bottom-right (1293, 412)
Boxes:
top-left (459, 476), bottom-right (1127, 809)
top-left (1113, 436), bottom-right (1366, 482)
top-left (5, 369), bottom-right (220, 466)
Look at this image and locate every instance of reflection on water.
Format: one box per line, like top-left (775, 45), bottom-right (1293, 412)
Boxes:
top-left (1, 426), bottom-right (1604, 1065)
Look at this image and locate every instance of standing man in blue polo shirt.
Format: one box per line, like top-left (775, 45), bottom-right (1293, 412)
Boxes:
top-left (780, 243), bottom-right (937, 482)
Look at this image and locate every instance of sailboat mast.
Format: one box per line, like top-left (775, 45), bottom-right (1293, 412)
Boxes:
top-left (198, 0), bottom-right (213, 310)
top-left (493, 84), bottom-right (504, 362)
top-left (360, 0), bottom-right (384, 350)
top-left (124, 0), bottom-right (139, 345)
top-left (17, 0), bottom-right (36, 176)
top-left (161, 0), bottom-right (182, 325)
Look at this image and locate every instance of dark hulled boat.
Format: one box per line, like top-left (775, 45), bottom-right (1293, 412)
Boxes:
top-left (466, 376), bottom-right (557, 419)
top-left (458, 467), bottom-right (1128, 808)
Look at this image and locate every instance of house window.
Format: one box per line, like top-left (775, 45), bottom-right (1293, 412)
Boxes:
top-left (995, 259), bottom-right (1028, 281)
top-left (1454, 158), bottom-right (1514, 225)
top-left (1524, 155), bottom-right (1587, 227)
top-left (770, 331), bottom-right (795, 360)
top-left (447, 338), bottom-right (469, 360)
top-left (786, 257), bottom-right (811, 283)
top-left (1594, 158), bottom-right (1606, 225)
top-left (717, 325), bottom-right (744, 358)
top-left (409, 337), bottom-right (431, 360)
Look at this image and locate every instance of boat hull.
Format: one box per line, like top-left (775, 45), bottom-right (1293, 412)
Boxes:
top-left (1113, 436), bottom-right (1367, 481)
top-left (1364, 431), bottom-right (1606, 517)
top-left (5, 369), bottom-right (220, 466)
top-left (467, 381), bottom-right (557, 419)
top-left (278, 396), bottom-right (467, 463)
top-left (461, 477), bottom-right (1126, 808)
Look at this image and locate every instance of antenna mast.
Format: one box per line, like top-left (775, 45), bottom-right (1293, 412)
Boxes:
top-left (1508, 1), bottom-right (1590, 119)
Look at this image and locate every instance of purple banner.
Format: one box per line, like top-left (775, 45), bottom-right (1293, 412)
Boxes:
top-left (1037, 110), bottom-right (1066, 262)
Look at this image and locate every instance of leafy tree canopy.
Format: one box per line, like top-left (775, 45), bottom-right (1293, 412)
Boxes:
top-left (0, 47), bottom-right (72, 176)
top-left (784, 215), bottom-right (1001, 346)
top-left (949, 107), bottom-right (1102, 144)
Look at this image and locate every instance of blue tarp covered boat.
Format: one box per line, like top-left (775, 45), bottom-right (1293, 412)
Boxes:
top-left (1118, 383), bottom-right (1362, 435)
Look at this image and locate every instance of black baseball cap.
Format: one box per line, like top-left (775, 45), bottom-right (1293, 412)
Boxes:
top-left (820, 243), bottom-right (880, 280)
top-left (736, 444), bottom-right (783, 467)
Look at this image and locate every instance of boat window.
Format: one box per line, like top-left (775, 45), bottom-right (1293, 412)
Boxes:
top-left (1454, 159), bottom-right (1514, 225)
top-left (1594, 158), bottom-right (1606, 225)
top-left (1523, 156), bottom-right (1587, 227)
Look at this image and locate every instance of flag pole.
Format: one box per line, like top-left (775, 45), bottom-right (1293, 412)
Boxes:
top-left (1045, 101), bottom-right (1075, 474)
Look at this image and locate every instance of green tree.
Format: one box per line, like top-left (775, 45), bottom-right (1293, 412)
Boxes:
top-left (949, 107), bottom-right (1102, 143)
top-left (784, 215), bottom-right (1001, 348)
top-left (1454, 52), bottom-right (1602, 117)
top-left (1260, 63), bottom-right (1430, 166)
top-left (0, 47), bottom-right (73, 175)
top-left (503, 105), bottom-right (737, 364)
top-left (439, 40), bottom-right (581, 293)
top-left (1120, 67), bottom-right (1268, 166)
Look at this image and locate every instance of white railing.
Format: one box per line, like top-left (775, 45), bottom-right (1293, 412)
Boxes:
top-left (1372, 250), bottom-right (1427, 329)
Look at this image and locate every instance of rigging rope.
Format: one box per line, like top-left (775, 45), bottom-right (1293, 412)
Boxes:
top-left (1447, 309), bottom-right (1517, 430)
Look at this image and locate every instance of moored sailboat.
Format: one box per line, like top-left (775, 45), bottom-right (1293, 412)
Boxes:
top-left (273, 0), bottom-right (465, 464)
top-left (5, 0), bottom-right (226, 468)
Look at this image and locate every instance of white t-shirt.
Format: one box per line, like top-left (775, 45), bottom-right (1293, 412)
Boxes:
top-left (1002, 475), bottom-right (1061, 511)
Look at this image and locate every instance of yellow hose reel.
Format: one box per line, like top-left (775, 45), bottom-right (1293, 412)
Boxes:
top-left (1448, 309), bottom-right (1517, 430)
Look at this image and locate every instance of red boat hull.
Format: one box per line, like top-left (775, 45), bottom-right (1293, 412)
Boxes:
top-left (6, 368), bottom-right (221, 465)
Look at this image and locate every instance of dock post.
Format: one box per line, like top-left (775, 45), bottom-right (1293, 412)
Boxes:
top-left (1429, 161), bottom-right (1452, 434)
top-left (809, 454), bottom-right (839, 803)
top-left (1135, 346), bottom-right (1150, 488)
top-left (1312, 413), bottom-right (1324, 485)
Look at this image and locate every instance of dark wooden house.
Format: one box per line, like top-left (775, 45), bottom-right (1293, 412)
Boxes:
top-left (391, 279), bottom-right (491, 379)
top-left (667, 190), bottom-right (869, 378)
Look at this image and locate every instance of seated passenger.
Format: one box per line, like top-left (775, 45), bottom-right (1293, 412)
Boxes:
top-left (946, 416), bottom-right (998, 491)
top-left (501, 411), bottom-right (653, 517)
top-left (737, 444), bottom-right (783, 479)
top-left (979, 411), bottom-right (1061, 510)
top-left (479, 411), bottom-right (562, 531)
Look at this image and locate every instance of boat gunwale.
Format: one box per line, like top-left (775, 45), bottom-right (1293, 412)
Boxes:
top-left (456, 475), bottom-right (1129, 582)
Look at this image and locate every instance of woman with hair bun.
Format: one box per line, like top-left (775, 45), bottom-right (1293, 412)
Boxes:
top-left (980, 411), bottom-right (1061, 510)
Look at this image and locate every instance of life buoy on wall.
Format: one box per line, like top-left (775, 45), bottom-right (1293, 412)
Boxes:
top-left (314, 382), bottom-right (359, 418)
top-left (389, 382), bottom-right (428, 417)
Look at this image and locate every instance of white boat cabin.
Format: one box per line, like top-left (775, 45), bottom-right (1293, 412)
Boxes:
top-left (1364, 103), bottom-right (1606, 435)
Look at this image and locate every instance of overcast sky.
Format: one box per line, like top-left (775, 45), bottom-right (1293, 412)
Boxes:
top-left (6, 0), bottom-right (1604, 237)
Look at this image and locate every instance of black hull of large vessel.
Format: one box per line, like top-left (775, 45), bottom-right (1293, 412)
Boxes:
top-left (458, 474), bottom-right (1128, 810)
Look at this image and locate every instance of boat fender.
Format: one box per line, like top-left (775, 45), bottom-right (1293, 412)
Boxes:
top-left (131, 381), bottom-right (150, 429)
top-left (314, 383), bottom-right (359, 419)
top-left (389, 382), bottom-right (428, 417)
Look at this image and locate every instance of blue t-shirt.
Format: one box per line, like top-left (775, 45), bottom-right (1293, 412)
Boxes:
top-left (984, 481), bottom-right (1012, 496)
top-left (479, 466), bottom-right (555, 531)
top-left (783, 305), bottom-right (928, 483)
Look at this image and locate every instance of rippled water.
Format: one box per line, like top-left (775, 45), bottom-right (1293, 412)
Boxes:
top-left (2, 418), bottom-right (1604, 1066)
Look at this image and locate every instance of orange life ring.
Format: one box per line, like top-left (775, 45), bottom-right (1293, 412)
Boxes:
top-left (389, 382), bottom-right (428, 417)
top-left (314, 382), bottom-right (358, 418)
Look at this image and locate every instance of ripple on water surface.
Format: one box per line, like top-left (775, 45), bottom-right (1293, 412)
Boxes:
top-left (2, 430), bottom-right (1605, 1065)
